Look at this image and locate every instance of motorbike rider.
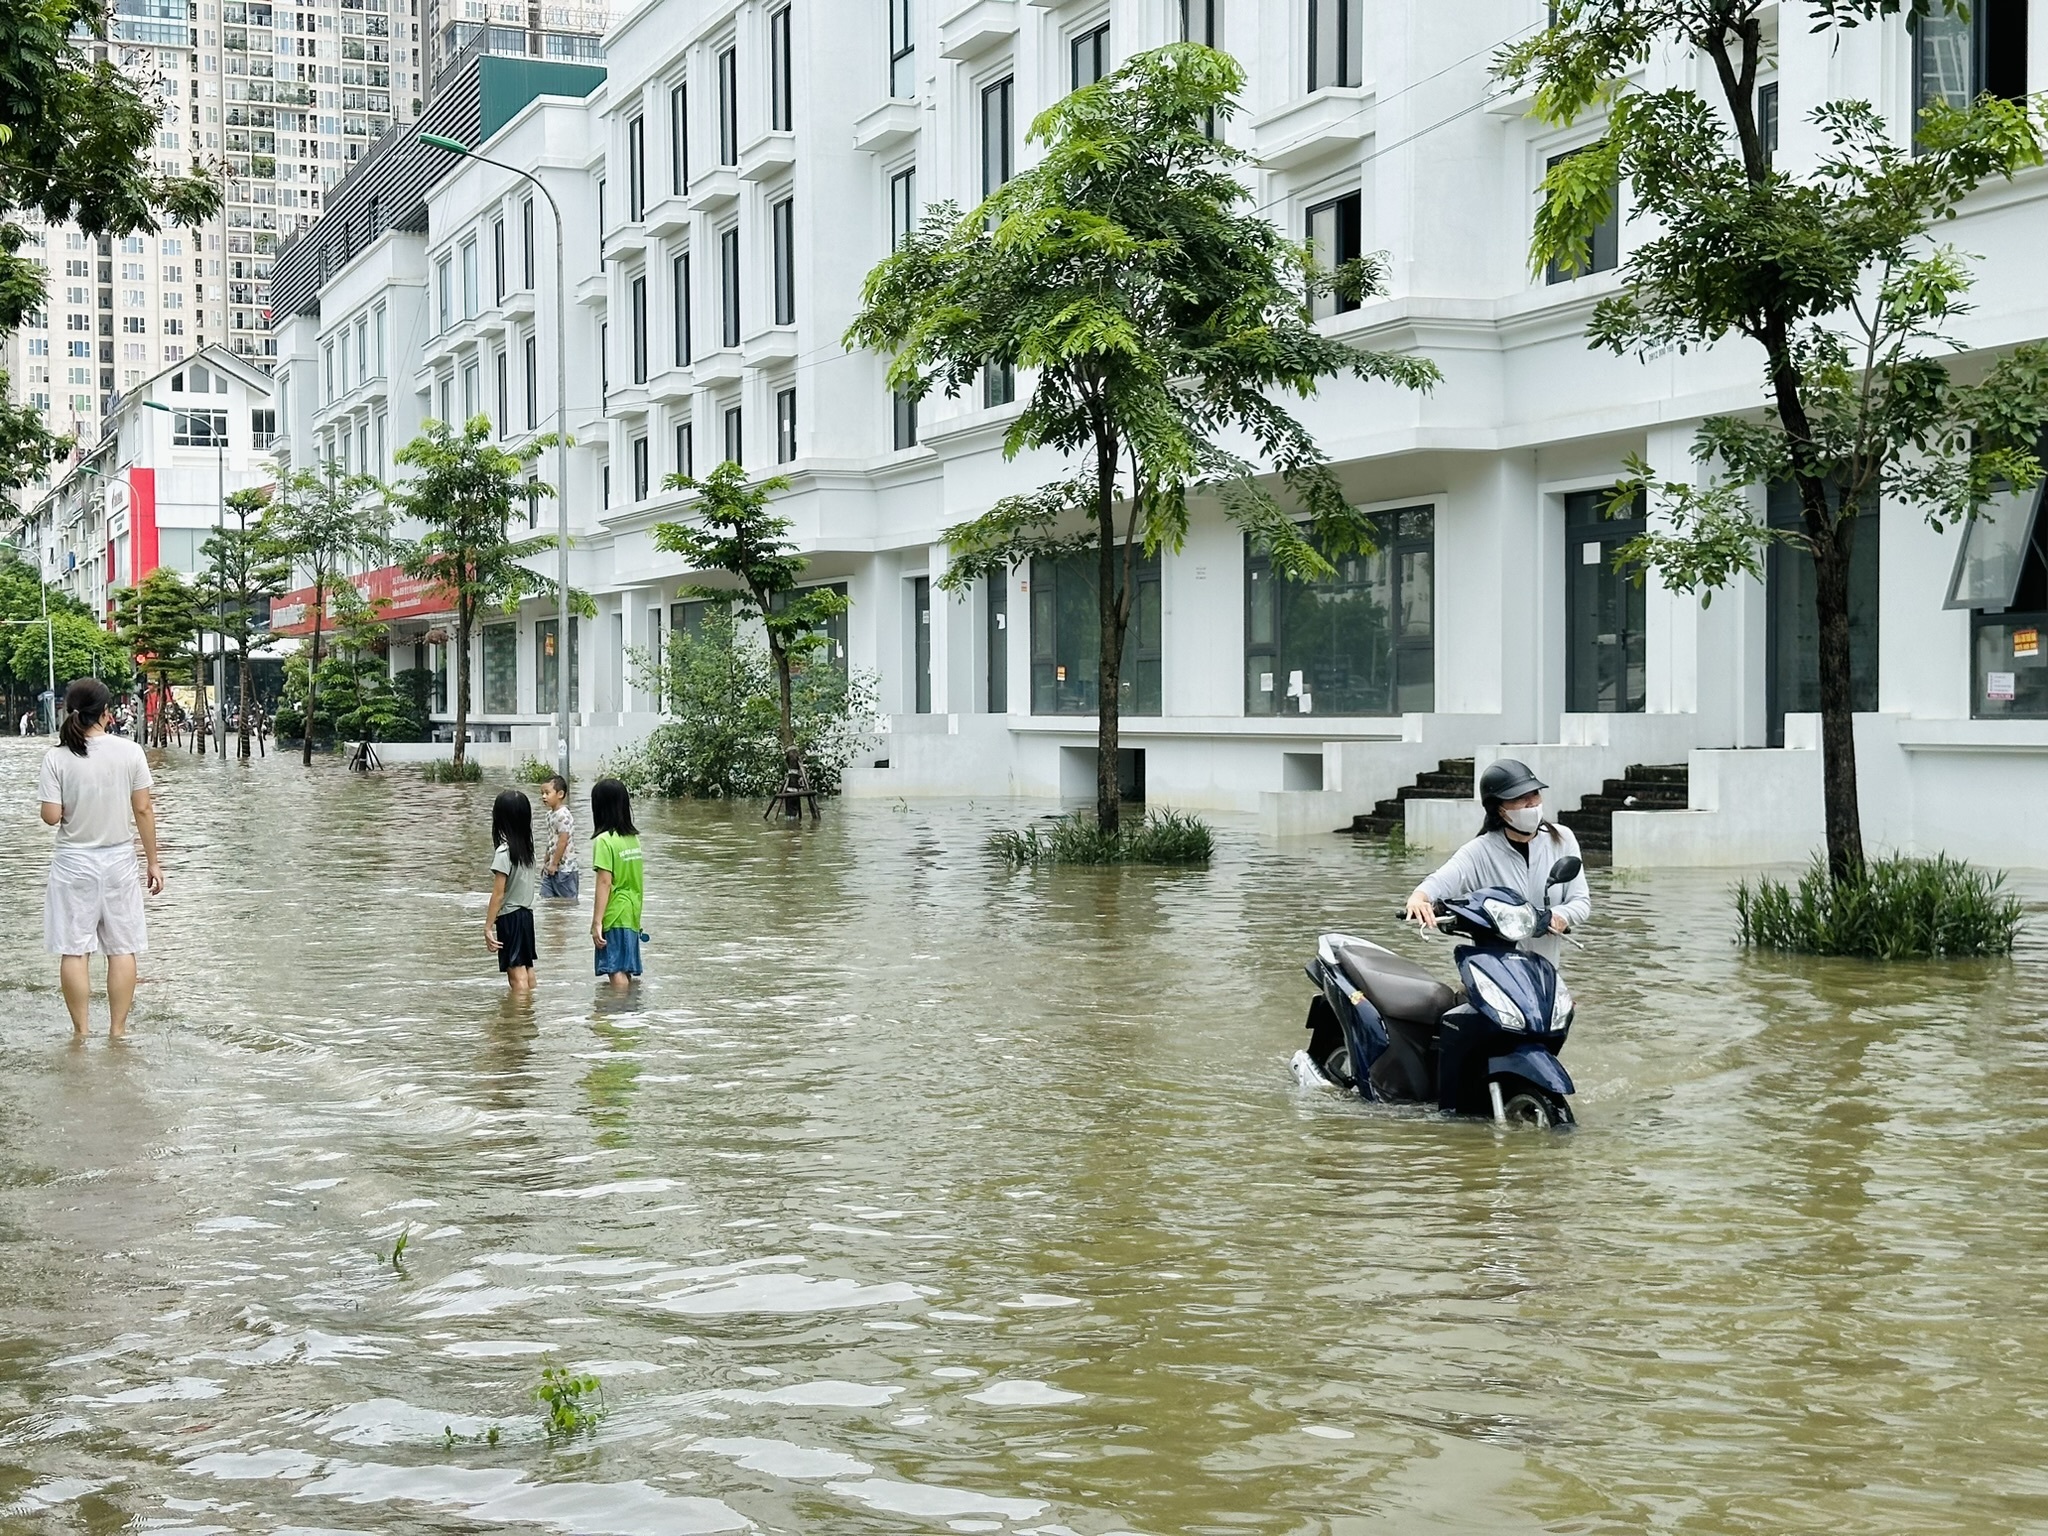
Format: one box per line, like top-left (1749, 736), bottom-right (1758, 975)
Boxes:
top-left (1401, 758), bottom-right (1591, 968)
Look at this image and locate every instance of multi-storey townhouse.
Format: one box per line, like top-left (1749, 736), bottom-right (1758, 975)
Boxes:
top-left (261, 0), bottom-right (2048, 866)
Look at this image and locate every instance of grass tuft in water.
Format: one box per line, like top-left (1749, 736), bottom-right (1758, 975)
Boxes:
top-left (1735, 854), bottom-right (2024, 959)
top-left (534, 1366), bottom-right (605, 1438)
top-left (420, 759), bottom-right (485, 783)
top-left (989, 809), bottom-right (1214, 866)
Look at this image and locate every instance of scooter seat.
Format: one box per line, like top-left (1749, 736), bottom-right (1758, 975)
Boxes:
top-left (1335, 939), bottom-right (1460, 1025)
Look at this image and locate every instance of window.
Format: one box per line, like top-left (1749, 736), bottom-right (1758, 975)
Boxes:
top-left (524, 333), bottom-right (538, 429)
top-left (718, 45), bottom-right (739, 165)
top-left (723, 403), bottom-right (743, 466)
top-left (630, 273), bottom-right (648, 383)
top-left (769, 582), bottom-right (849, 672)
top-left (1071, 22), bottom-right (1109, 90)
top-left (893, 389), bottom-right (918, 450)
top-left (1308, 0), bottom-right (1361, 91)
top-left (890, 167), bottom-right (917, 249)
top-left (675, 420), bottom-right (695, 479)
top-left (769, 6), bottom-right (793, 132)
top-left (250, 408), bottom-right (276, 449)
top-left (673, 253), bottom-right (692, 364)
top-left (461, 359), bottom-right (479, 421)
top-left (172, 407), bottom-right (226, 445)
top-left (889, 0), bottom-right (914, 98)
top-left (1765, 479), bottom-right (1879, 743)
top-left (598, 178), bottom-right (607, 240)
top-left (460, 238), bottom-right (478, 318)
top-left (632, 434), bottom-right (650, 500)
top-left (1306, 192), bottom-right (1362, 319)
top-left (1757, 80), bottom-right (1779, 167)
top-left (481, 623), bottom-right (518, 713)
top-left (627, 115), bottom-right (646, 221)
top-left (495, 350), bottom-right (509, 436)
top-left (435, 253), bottom-right (452, 331)
top-left (986, 575), bottom-right (1007, 712)
top-left (537, 617), bottom-right (580, 712)
top-left (492, 217), bottom-right (506, 303)
top-left (671, 83), bottom-right (689, 194)
top-left (771, 198), bottom-right (795, 325)
top-left (1914, 0), bottom-right (2027, 123)
top-left (1564, 490), bottom-right (1646, 715)
top-left (983, 361), bottom-right (1014, 408)
top-left (912, 574), bottom-right (933, 712)
top-left (1543, 149), bottom-right (1619, 283)
top-left (522, 198), bottom-right (536, 289)
top-left (1031, 548), bottom-right (1162, 716)
top-left (438, 375), bottom-right (452, 424)
top-left (599, 321), bottom-right (609, 395)
top-left (354, 315), bottom-right (367, 380)
top-left (323, 339), bottom-right (333, 400)
top-left (720, 227), bottom-right (741, 346)
top-left (981, 76), bottom-right (1013, 196)
top-left (1246, 507), bottom-right (1433, 717)
top-left (374, 303), bottom-right (386, 375)
top-left (776, 386), bottom-right (797, 462)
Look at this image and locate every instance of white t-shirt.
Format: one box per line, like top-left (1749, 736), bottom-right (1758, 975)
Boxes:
top-left (38, 735), bottom-right (154, 850)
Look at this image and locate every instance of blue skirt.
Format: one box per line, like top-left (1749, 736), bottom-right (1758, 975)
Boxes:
top-left (595, 926), bottom-right (644, 977)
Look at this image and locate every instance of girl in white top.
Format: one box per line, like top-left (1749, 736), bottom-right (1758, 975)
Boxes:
top-left (37, 678), bottom-right (165, 1038)
top-left (1403, 759), bottom-right (1591, 970)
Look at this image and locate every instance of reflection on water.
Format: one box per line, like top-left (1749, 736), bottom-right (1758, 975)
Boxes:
top-left (2, 742), bottom-right (2047, 1533)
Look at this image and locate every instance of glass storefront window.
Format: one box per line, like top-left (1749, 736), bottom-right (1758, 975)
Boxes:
top-left (769, 581), bottom-right (849, 674)
top-left (537, 617), bottom-right (581, 714)
top-left (1766, 481), bottom-right (1879, 746)
top-left (1030, 548), bottom-right (1162, 717)
top-left (1565, 488), bottom-right (1645, 714)
top-left (481, 623), bottom-right (517, 715)
top-left (1244, 506), bottom-right (1433, 717)
top-left (1974, 615), bottom-right (2048, 718)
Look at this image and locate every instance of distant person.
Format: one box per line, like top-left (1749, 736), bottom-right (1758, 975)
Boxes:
top-left (38, 678), bottom-right (165, 1039)
top-left (588, 777), bottom-right (644, 990)
top-left (19, 709), bottom-right (32, 736)
top-left (484, 788), bottom-right (538, 995)
top-left (538, 773), bottom-right (579, 899)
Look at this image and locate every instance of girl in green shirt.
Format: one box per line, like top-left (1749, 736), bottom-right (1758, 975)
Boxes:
top-left (589, 777), bottom-right (645, 988)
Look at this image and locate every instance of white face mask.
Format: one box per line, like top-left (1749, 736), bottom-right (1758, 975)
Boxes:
top-left (1502, 803), bottom-right (1543, 835)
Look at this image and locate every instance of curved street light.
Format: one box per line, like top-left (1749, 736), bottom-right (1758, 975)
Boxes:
top-left (420, 131), bottom-right (573, 784)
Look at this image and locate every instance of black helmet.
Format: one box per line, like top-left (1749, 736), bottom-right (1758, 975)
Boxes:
top-left (1479, 757), bottom-right (1546, 805)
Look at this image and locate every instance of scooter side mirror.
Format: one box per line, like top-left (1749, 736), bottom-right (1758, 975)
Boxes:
top-left (1546, 856), bottom-right (1583, 887)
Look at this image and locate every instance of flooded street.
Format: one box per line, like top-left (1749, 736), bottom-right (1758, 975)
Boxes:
top-left (3, 741), bottom-right (2047, 1535)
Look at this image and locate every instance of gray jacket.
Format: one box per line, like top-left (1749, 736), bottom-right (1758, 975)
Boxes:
top-left (1417, 824), bottom-right (1592, 969)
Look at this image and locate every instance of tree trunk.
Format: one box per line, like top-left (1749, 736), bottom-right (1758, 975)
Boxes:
top-left (1093, 432), bottom-right (1125, 835)
top-left (451, 605), bottom-right (473, 768)
top-left (771, 635), bottom-right (799, 779)
top-left (303, 586), bottom-right (324, 766)
top-left (237, 640), bottom-right (252, 760)
top-left (1809, 518), bottom-right (1865, 881)
top-left (193, 649), bottom-right (207, 754)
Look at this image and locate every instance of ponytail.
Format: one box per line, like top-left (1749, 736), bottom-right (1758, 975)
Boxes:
top-left (59, 677), bottom-right (112, 757)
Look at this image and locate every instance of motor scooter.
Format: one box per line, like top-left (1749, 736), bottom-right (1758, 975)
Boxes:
top-left (1294, 857), bottom-right (1583, 1127)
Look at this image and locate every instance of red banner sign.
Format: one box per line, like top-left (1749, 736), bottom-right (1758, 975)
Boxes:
top-left (270, 563), bottom-right (456, 637)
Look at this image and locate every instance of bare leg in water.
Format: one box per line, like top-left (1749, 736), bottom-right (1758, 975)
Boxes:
top-left (106, 954), bottom-right (137, 1037)
top-left (59, 954), bottom-right (92, 1037)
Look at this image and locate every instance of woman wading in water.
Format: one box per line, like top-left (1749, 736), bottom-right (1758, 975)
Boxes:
top-left (38, 678), bottom-right (165, 1038)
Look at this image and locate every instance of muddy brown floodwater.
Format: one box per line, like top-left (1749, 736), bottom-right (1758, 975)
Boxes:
top-left (2, 741), bottom-right (2047, 1534)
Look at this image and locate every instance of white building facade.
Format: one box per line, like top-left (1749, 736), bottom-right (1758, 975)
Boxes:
top-left (269, 0), bottom-right (2048, 867)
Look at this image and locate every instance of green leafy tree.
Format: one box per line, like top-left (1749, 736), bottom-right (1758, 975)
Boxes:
top-left (263, 464), bottom-right (392, 764)
top-left (1499, 1), bottom-right (2048, 880)
top-left (652, 462), bottom-right (851, 790)
top-left (113, 566), bottom-right (199, 745)
top-left (0, 547), bottom-right (91, 721)
top-left (847, 43), bottom-right (1438, 832)
top-left (14, 610), bottom-right (129, 696)
top-left (194, 487), bottom-right (291, 760)
top-left (392, 416), bottom-right (559, 768)
top-left (0, 0), bottom-right (221, 490)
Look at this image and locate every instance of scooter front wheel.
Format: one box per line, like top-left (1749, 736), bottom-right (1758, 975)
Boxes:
top-left (1492, 1081), bottom-right (1574, 1129)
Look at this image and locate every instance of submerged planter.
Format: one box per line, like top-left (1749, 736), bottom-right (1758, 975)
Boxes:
top-left (1735, 854), bottom-right (2024, 959)
top-left (989, 810), bottom-right (1214, 866)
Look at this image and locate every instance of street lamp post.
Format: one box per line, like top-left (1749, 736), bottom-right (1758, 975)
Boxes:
top-left (421, 131), bottom-right (573, 784)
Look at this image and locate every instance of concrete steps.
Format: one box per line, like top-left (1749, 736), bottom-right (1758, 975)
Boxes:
top-left (1557, 762), bottom-right (1690, 855)
top-left (1342, 757), bottom-right (1475, 837)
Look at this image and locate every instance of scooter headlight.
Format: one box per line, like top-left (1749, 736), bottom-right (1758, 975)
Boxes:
top-left (1469, 968), bottom-right (1529, 1032)
top-left (1482, 899), bottom-right (1538, 941)
top-left (1549, 980), bottom-right (1574, 1033)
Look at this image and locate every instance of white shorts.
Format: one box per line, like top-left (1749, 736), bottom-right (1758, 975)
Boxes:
top-left (45, 844), bottom-right (149, 957)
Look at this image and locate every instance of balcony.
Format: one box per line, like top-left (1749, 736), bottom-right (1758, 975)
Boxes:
top-left (1250, 86), bottom-right (1373, 171)
top-left (691, 346), bottom-right (743, 385)
top-left (686, 166), bottom-right (740, 213)
top-left (573, 270), bottom-right (609, 307)
top-left (739, 130), bottom-right (796, 184)
top-left (501, 286), bottom-right (537, 322)
top-left (854, 99), bottom-right (920, 155)
top-left (743, 326), bottom-right (798, 367)
top-left (939, 0), bottom-right (1017, 59)
top-left (643, 191), bottom-right (691, 238)
top-left (647, 361), bottom-right (693, 402)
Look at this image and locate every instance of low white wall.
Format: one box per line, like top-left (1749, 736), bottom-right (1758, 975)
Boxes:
top-left (1482, 713), bottom-right (1713, 823)
top-left (1405, 796), bottom-right (1481, 850)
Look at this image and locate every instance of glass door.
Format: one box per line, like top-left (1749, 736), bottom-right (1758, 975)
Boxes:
top-left (912, 576), bottom-right (932, 714)
top-left (1765, 482), bottom-right (1879, 745)
top-left (1565, 488), bottom-right (1647, 713)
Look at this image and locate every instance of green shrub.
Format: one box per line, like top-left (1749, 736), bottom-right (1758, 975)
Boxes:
top-left (989, 808), bottom-right (1214, 866)
top-left (613, 605), bottom-right (878, 799)
top-left (1736, 854), bottom-right (2024, 959)
top-left (420, 758), bottom-right (484, 783)
top-left (513, 756), bottom-right (559, 784)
